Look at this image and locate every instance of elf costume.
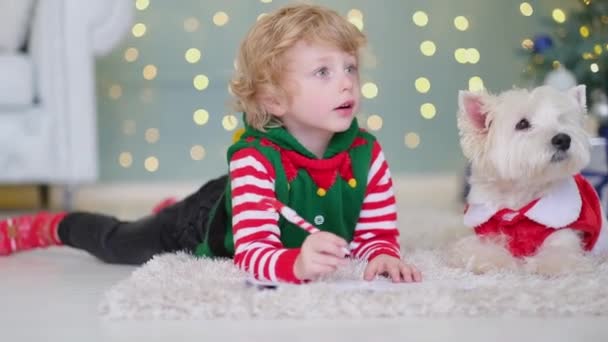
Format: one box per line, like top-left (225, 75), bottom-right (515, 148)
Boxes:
top-left (0, 118), bottom-right (401, 283)
top-left (198, 119), bottom-right (401, 283)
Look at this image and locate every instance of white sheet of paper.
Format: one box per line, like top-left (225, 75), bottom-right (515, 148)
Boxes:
top-left (245, 277), bottom-right (421, 292)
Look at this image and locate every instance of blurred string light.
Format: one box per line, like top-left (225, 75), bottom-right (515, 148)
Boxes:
top-left (420, 41), bottom-right (436, 56)
top-left (520, 2), bottom-right (533, 16)
top-left (213, 11), bottom-right (229, 26)
top-left (193, 109), bottom-right (210, 126)
top-left (193, 74), bottom-right (209, 90)
top-left (454, 48), bottom-right (480, 64)
top-left (412, 11), bottom-right (428, 27)
top-left (190, 145), bottom-right (206, 160)
top-left (109, 84), bottom-right (122, 100)
top-left (124, 47), bottom-right (139, 62)
top-left (469, 76), bottom-right (485, 91)
top-left (140, 88), bottom-right (154, 103)
top-left (467, 49), bottom-right (480, 63)
top-left (135, 0), bottom-right (149, 11)
top-left (132, 23), bottom-right (146, 37)
top-left (415, 77), bottom-right (430, 93)
top-left (144, 156), bottom-right (159, 172)
top-left (420, 103), bottom-right (436, 119)
top-left (143, 64), bottom-right (157, 80)
top-left (552, 9), bottom-right (566, 23)
top-left (405, 133), bottom-right (420, 149)
top-left (145, 128), bottom-right (159, 144)
top-left (347, 9), bottom-right (364, 30)
top-left (185, 48), bottom-right (201, 63)
top-left (183, 17), bottom-right (200, 32)
top-left (594, 44), bottom-right (603, 55)
top-left (222, 115), bottom-right (239, 131)
top-left (119, 152), bottom-right (133, 168)
top-left (366, 114), bottom-right (383, 131)
top-left (454, 16), bottom-right (469, 31)
top-left (348, 9), bottom-right (363, 19)
top-left (122, 120), bottom-right (136, 136)
top-left (361, 82), bottom-right (378, 99)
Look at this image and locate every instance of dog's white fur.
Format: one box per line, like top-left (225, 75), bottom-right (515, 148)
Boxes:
top-left (450, 85), bottom-right (600, 275)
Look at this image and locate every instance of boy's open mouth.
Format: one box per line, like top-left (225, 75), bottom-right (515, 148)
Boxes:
top-left (334, 100), bottom-right (354, 110)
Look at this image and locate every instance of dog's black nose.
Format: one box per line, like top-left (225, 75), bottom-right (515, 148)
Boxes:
top-left (551, 133), bottom-right (571, 151)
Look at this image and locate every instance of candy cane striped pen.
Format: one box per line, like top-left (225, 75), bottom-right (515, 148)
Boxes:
top-left (258, 197), bottom-right (350, 256)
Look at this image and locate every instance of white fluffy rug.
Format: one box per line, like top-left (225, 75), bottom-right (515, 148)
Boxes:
top-left (99, 208), bottom-right (608, 319)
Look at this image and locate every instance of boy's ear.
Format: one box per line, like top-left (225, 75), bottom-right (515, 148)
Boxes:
top-left (258, 91), bottom-right (288, 117)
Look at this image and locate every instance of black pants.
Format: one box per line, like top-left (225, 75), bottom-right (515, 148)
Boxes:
top-left (57, 175), bottom-right (228, 265)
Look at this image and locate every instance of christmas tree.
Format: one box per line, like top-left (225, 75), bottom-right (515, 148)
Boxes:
top-left (520, 0), bottom-right (608, 98)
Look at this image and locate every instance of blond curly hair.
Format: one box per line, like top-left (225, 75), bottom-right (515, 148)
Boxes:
top-left (229, 4), bottom-right (367, 131)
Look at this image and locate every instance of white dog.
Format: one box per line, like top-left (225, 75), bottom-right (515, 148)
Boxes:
top-left (450, 85), bottom-right (608, 275)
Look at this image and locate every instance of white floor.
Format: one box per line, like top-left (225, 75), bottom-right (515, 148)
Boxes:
top-left (2, 176), bottom-right (608, 341)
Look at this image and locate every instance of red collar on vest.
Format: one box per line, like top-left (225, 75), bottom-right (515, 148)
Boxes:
top-left (248, 136), bottom-right (368, 191)
top-left (464, 176), bottom-right (583, 229)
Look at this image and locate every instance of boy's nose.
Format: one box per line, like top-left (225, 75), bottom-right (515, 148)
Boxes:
top-left (341, 76), bottom-right (353, 91)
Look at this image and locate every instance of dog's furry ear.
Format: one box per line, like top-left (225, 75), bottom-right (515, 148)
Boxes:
top-left (567, 85), bottom-right (586, 111)
top-left (458, 91), bottom-right (490, 134)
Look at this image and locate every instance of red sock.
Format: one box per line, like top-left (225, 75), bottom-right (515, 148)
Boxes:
top-left (0, 212), bottom-right (67, 256)
top-left (151, 197), bottom-right (177, 214)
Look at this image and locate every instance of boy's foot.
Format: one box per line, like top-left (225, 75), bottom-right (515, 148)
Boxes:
top-left (0, 212), bottom-right (67, 256)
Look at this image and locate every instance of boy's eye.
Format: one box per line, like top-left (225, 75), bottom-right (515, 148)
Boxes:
top-left (315, 67), bottom-right (329, 77)
top-left (346, 64), bottom-right (358, 73)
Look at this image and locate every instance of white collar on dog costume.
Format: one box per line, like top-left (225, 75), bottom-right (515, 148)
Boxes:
top-left (464, 176), bottom-right (582, 229)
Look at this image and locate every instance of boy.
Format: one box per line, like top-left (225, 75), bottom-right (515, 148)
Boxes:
top-left (0, 4), bottom-right (421, 284)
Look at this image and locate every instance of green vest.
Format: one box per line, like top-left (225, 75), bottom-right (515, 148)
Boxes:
top-left (195, 118), bottom-right (375, 257)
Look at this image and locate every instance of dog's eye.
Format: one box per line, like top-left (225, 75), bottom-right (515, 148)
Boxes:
top-left (515, 119), bottom-right (530, 131)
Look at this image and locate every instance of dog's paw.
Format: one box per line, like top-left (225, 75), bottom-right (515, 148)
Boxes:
top-left (524, 248), bottom-right (592, 276)
top-left (524, 229), bottom-right (592, 276)
top-left (446, 235), bottom-right (518, 274)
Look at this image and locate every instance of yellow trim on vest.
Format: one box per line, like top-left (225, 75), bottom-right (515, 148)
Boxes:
top-left (232, 127), bottom-right (246, 143)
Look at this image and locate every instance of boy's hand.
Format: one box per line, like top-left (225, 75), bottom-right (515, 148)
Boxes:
top-left (293, 232), bottom-right (349, 281)
top-left (363, 254), bottom-right (422, 283)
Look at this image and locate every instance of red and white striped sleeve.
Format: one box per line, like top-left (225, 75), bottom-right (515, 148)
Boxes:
top-left (229, 147), bottom-right (302, 283)
top-left (349, 141), bottom-right (401, 261)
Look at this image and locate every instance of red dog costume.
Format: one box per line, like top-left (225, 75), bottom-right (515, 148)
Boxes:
top-left (464, 174), bottom-right (608, 257)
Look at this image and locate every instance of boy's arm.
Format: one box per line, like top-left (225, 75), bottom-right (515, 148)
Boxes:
top-left (349, 141), bottom-right (401, 261)
top-left (229, 147), bottom-right (302, 283)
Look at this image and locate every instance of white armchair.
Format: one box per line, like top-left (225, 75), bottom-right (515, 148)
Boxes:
top-left (0, 0), bottom-right (132, 187)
